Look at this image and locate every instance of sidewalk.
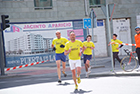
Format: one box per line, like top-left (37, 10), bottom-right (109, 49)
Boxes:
top-left (0, 56), bottom-right (140, 79)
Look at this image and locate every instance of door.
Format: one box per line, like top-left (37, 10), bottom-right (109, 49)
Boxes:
top-left (119, 31), bottom-right (128, 55)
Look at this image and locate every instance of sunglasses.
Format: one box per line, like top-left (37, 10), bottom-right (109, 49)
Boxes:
top-left (135, 29), bottom-right (140, 31)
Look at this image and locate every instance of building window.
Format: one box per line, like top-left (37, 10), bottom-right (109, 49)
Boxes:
top-left (2, 0), bottom-right (24, 1)
top-left (89, 0), bottom-right (106, 8)
top-left (34, 0), bottom-right (53, 10)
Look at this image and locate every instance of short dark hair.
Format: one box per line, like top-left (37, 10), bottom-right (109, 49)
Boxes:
top-left (87, 35), bottom-right (92, 38)
top-left (113, 34), bottom-right (117, 37)
top-left (69, 31), bottom-right (75, 34)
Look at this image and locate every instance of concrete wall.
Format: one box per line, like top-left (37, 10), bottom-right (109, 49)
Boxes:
top-left (0, 0), bottom-right (86, 22)
top-left (89, 20), bottom-right (108, 57)
top-left (1, 0), bottom-right (140, 32)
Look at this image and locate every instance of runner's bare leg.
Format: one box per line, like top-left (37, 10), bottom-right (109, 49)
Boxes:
top-left (56, 60), bottom-right (61, 80)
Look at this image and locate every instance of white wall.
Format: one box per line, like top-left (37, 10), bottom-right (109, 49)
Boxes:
top-left (112, 18), bottom-right (132, 55)
top-left (89, 20), bottom-right (108, 57)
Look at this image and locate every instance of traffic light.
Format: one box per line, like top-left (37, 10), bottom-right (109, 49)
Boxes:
top-left (1, 15), bottom-right (10, 30)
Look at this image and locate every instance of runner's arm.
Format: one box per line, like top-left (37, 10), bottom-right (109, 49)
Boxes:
top-left (82, 46), bottom-right (86, 52)
top-left (51, 44), bottom-right (54, 48)
top-left (79, 47), bottom-right (84, 56)
top-left (119, 44), bottom-right (123, 48)
top-left (64, 49), bottom-right (71, 55)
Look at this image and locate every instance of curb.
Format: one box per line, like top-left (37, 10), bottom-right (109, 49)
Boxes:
top-left (0, 74), bottom-right (28, 79)
top-left (91, 65), bottom-right (105, 69)
top-left (89, 73), bottom-right (140, 78)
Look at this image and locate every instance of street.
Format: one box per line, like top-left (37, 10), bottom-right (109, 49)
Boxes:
top-left (0, 76), bottom-right (140, 94)
top-left (0, 57), bottom-right (140, 94)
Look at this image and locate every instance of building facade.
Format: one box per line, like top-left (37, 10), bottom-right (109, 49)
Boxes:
top-left (7, 33), bottom-right (53, 54)
top-left (1, 0), bottom-right (140, 57)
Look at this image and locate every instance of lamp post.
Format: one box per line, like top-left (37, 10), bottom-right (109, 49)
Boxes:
top-left (105, 1), bottom-right (114, 72)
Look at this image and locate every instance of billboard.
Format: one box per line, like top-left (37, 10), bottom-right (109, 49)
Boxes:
top-left (3, 20), bottom-right (86, 67)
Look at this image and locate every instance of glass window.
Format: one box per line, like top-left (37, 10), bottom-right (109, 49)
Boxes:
top-left (34, 0), bottom-right (52, 10)
top-left (89, 0), bottom-right (106, 7)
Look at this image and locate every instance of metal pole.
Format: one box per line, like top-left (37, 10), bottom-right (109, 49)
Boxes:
top-left (84, 0), bottom-right (88, 16)
top-left (106, 2), bottom-right (114, 71)
top-left (91, 9), bottom-right (96, 65)
top-left (0, 29), bottom-right (5, 75)
top-left (86, 27), bottom-right (89, 35)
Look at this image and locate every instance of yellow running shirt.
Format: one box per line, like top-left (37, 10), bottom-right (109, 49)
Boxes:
top-left (111, 39), bottom-right (123, 52)
top-left (52, 37), bottom-right (68, 53)
top-left (65, 40), bottom-right (83, 60)
top-left (83, 41), bottom-right (95, 55)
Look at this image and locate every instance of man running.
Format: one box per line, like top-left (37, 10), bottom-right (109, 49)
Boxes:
top-left (52, 30), bottom-right (68, 83)
top-left (109, 34), bottom-right (123, 68)
top-left (83, 35), bottom-right (95, 78)
top-left (64, 31), bottom-right (84, 90)
top-left (134, 26), bottom-right (140, 71)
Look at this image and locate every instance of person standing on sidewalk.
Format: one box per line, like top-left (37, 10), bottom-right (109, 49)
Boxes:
top-left (83, 35), bottom-right (95, 78)
top-left (64, 31), bottom-right (84, 90)
top-left (108, 34), bottom-right (123, 68)
top-left (134, 26), bottom-right (140, 71)
top-left (51, 30), bottom-right (68, 83)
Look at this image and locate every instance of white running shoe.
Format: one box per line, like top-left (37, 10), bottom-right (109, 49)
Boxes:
top-left (85, 72), bottom-right (89, 78)
top-left (87, 70), bottom-right (91, 74)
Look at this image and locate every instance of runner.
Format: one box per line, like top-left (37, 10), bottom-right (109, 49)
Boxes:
top-left (83, 35), bottom-right (95, 78)
top-left (134, 26), bottom-right (140, 71)
top-left (64, 31), bottom-right (84, 90)
top-left (51, 30), bottom-right (68, 83)
top-left (108, 34), bottom-right (123, 68)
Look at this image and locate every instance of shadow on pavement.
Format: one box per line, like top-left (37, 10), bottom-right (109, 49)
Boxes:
top-left (70, 89), bottom-right (92, 94)
top-left (57, 82), bottom-right (74, 86)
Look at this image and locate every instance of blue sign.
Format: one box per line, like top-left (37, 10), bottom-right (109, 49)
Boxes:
top-left (73, 21), bottom-right (83, 29)
top-left (83, 18), bottom-right (92, 29)
top-left (97, 20), bottom-right (103, 26)
top-left (6, 53), bottom-right (55, 67)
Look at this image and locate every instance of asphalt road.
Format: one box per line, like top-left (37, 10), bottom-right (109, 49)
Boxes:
top-left (0, 56), bottom-right (140, 94)
top-left (0, 76), bottom-right (140, 94)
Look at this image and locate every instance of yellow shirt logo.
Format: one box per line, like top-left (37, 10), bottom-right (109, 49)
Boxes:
top-left (52, 37), bottom-right (68, 53)
top-left (83, 41), bottom-right (95, 55)
top-left (111, 39), bottom-right (123, 52)
top-left (65, 40), bottom-right (83, 60)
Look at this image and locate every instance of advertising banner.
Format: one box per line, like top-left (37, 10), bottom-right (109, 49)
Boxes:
top-left (4, 21), bottom-right (73, 67)
top-left (67, 29), bottom-right (84, 41)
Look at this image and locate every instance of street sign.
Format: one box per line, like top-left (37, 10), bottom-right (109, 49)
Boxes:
top-left (97, 20), bottom-right (103, 26)
top-left (83, 18), bottom-right (92, 29)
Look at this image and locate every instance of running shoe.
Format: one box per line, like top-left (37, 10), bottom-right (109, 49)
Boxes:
top-left (110, 69), bottom-right (115, 72)
top-left (75, 84), bottom-right (78, 90)
top-left (87, 70), bottom-right (91, 75)
top-left (77, 77), bottom-right (81, 84)
top-left (122, 63), bottom-right (126, 70)
top-left (62, 71), bottom-right (67, 77)
top-left (58, 79), bottom-right (61, 83)
top-left (85, 73), bottom-right (89, 78)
